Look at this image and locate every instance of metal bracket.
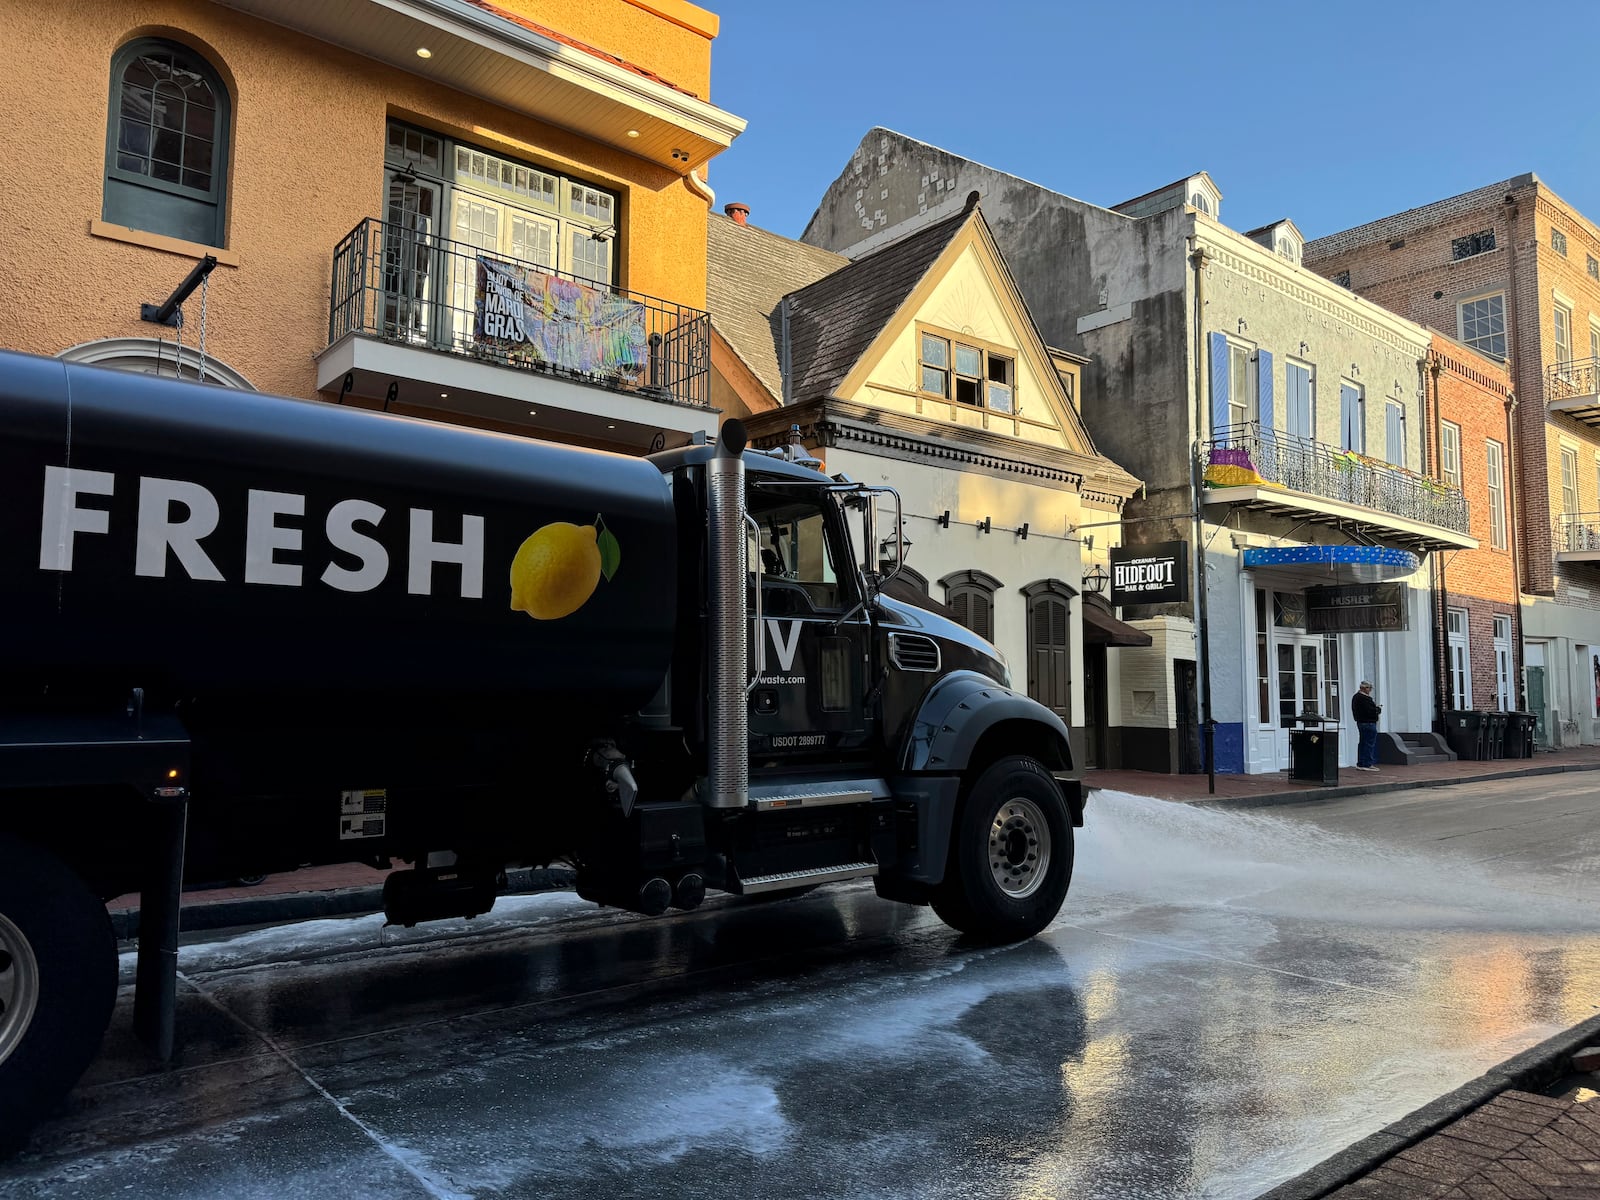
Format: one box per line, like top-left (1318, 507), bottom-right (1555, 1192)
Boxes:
top-left (140, 255), bottom-right (218, 328)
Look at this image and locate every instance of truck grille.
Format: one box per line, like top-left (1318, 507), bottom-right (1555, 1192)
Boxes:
top-left (889, 633), bottom-right (940, 672)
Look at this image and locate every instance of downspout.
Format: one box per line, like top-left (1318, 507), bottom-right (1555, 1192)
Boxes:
top-left (1188, 236), bottom-right (1216, 793)
top-left (685, 167), bottom-right (715, 208)
top-left (1426, 354), bottom-right (1450, 724)
top-left (1502, 198), bottom-right (1528, 595)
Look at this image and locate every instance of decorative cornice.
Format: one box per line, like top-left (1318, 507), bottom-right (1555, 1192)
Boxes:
top-left (745, 397), bottom-right (1138, 503)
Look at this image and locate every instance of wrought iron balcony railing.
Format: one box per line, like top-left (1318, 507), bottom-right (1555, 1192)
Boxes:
top-left (329, 217), bottom-right (711, 409)
top-left (1201, 422), bottom-right (1470, 535)
top-left (1555, 512), bottom-right (1600, 553)
top-left (1546, 357), bottom-right (1600, 404)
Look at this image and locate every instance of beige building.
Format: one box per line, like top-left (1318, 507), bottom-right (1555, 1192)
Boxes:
top-left (0, 0), bottom-right (744, 453)
top-left (1307, 175), bottom-right (1600, 746)
top-left (708, 197), bottom-right (1144, 765)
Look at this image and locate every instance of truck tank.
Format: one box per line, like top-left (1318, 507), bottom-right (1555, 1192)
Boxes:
top-left (0, 352), bottom-right (679, 783)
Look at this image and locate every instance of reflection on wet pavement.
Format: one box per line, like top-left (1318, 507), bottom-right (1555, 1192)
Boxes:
top-left (5, 785), bottom-right (1600, 1199)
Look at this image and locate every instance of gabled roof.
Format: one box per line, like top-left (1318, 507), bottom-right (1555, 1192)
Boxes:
top-left (783, 205), bottom-right (972, 403)
top-left (706, 214), bottom-right (847, 402)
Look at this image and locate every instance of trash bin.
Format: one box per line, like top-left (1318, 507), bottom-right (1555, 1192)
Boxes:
top-left (1444, 709), bottom-right (1486, 761)
top-left (1505, 712), bottom-right (1535, 759)
top-left (1289, 719), bottom-right (1340, 786)
top-left (1486, 711), bottom-right (1507, 760)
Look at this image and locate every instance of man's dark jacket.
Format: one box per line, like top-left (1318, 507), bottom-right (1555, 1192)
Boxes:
top-left (1352, 692), bottom-right (1380, 723)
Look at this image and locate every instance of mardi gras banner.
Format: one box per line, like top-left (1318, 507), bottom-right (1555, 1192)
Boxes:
top-left (475, 255), bottom-right (648, 381)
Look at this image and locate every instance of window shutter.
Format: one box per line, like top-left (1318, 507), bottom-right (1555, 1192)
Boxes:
top-left (951, 590), bottom-right (970, 631)
top-left (1256, 350), bottom-right (1274, 429)
top-left (974, 593), bottom-right (993, 642)
top-left (1209, 332), bottom-right (1230, 436)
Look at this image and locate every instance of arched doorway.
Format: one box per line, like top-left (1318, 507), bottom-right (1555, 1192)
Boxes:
top-left (58, 337), bottom-right (254, 389)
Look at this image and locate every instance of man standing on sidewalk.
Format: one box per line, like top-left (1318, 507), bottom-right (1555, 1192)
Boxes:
top-left (1353, 681), bottom-right (1381, 771)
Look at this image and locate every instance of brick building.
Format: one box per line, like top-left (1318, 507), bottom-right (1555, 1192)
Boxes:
top-left (1307, 175), bottom-right (1600, 747)
top-left (1428, 335), bottom-right (1520, 715)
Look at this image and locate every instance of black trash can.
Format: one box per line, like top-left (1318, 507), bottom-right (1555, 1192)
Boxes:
top-left (1289, 720), bottom-right (1340, 786)
top-left (1486, 711), bottom-right (1507, 760)
top-left (1444, 709), bottom-right (1486, 761)
top-left (1506, 712), bottom-right (1535, 759)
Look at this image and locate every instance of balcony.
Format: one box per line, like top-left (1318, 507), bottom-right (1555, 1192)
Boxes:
top-left (1547, 358), bottom-right (1600, 428)
top-left (1201, 423), bottom-right (1476, 553)
top-left (1555, 512), bottom-right (1600, 562)
top-left (317, 217), bottom-right (713, 449)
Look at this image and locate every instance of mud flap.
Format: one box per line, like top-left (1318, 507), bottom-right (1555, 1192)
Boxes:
top-left (133, 798), bottom-right (187, 1061)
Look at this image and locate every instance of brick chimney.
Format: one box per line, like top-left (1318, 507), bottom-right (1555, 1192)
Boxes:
top-left (724, 202), bottom-right (750, 226)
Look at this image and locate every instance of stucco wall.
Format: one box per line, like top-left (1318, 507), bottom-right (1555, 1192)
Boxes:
top-left (0, 0), bottom-right (712, 401)
top-left (827, 446), bottom-right (1087, 730)
top-left (496, 0), bottom-right (717, 98)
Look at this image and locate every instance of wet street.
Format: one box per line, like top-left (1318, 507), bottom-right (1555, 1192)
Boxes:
top-left (7, 774), bottom-right (1600, 1200)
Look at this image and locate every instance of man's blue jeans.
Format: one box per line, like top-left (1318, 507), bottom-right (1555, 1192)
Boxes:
top-left (1357, 722), bottom-right (1379, 767)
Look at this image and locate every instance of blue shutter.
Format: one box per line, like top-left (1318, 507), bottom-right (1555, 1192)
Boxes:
top-left (1256, 349), bottom-right (1274, 429)
top-left (1209, 332), bottom-right (1230, 436)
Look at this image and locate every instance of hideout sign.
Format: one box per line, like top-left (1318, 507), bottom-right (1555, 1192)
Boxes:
top-left (1108, 541), bottom-right (1188, 605)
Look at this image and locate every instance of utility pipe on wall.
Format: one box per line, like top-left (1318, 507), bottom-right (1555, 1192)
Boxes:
top-left (1188, 237), bottom-right (1216, 794)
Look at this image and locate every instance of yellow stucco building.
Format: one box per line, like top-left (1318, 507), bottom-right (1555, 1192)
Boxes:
top-left (0, 0), bottom-right (743, 452)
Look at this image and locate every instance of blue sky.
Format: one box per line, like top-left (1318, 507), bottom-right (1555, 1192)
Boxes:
top-left (707, 0), bottom-right (1600, 244)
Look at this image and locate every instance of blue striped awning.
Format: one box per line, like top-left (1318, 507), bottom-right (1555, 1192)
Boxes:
top-left (1243, 545), bottom-right (1419, 582)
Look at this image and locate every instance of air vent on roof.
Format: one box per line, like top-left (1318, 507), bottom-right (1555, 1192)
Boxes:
top-left (889, 633), bottom-right (941, 672)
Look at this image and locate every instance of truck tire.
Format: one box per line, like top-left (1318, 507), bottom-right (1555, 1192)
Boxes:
top-left (0, 836), bottom-right (117, 1148)
top-left (930, 756), bottom-right (1073, 942)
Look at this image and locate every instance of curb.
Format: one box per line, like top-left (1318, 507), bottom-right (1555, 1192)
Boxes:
top-left (1180, 758), bottom-right (1600, 811)
top-left (112, 866), bottom-right (577, 941)
top-left (1255, 1011), bottom-right (1600, 1199)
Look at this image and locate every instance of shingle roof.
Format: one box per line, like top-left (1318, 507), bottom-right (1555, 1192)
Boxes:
top-left (706, 214), bottom-right (848, 401)
top-left (783, 207), bottom-right (970, 402)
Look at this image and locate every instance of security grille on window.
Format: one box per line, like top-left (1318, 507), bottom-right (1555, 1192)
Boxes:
top-left (1553, 228), bottom-right (1569, 256)
top-left (1331, 270), bottom-right (1351, 289)
top-left (1451, 230), bottom-right (1495, 260)
top-left (919, 332), bottom-right (1016, 412)
top-left (104, 38), bottom-right (230, 247)
top-left (1459, 294), bottom-right (1506, 359)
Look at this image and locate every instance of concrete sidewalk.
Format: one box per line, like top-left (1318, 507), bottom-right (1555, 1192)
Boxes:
top-left (1086, 744), bottom-right (1600, 809)
top-left (1260, 1015), bottom-right (1600, 1199)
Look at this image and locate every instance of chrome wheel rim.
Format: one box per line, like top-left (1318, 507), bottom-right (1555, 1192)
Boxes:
top-left (988, 797), bottom-right (1051, 899)
top-left (0, 912), bottom-right (40, 1067)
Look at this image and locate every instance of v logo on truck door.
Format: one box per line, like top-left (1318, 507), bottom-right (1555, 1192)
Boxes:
top-left (766, 619), bottom-right (803, 673)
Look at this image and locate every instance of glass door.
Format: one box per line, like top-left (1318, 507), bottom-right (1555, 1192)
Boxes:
top-left (1277, 633), bottom-right (1324, 763)
top-left (448, 191), bottom-right (560, 354)
top-left (380, 171), bottom-right (441, 344)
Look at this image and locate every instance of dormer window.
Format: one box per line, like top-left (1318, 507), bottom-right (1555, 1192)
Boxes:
top-left (920, 327), bottom-right (1016, 414)
top-left (1191, 192), bottom-right (1211, 215)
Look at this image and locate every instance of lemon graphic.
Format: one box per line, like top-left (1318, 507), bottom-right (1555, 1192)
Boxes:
top-left (509, 516), bottom-right (619, 620)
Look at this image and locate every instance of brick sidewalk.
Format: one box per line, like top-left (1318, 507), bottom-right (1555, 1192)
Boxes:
top-left (1327, 1090), bottom-right (1600, 1199)
top-left (1086, 744), bottom-right (1600, 805)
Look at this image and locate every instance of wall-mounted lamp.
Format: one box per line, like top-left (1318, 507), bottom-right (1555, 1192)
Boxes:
top-left (1237, 318), bottom-right (1249, 334)
top-left (1350, 363), bottom-right (1361, 376)
top-left (936, 510), bottom-right (950, 529)
top-left (977, 517), bottom-right (992, 535)
top-left (1014, 522), bottom-right (1030, 540)
top-left (1083, 534), bottom-right (1095, 551)
top-left (1298, 341), bottom-right (1309, 356)
top-left (1084, 564), bottom-right (1109, 597)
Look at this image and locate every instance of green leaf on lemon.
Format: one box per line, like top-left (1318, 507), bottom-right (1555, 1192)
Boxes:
top-left (596, 517), bottom-right (621, 582)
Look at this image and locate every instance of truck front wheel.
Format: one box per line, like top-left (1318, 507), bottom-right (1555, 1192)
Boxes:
top-left (930, 756), bottom-right (1073, 942)
top-left (0, 836), bottom-right (117, 1149)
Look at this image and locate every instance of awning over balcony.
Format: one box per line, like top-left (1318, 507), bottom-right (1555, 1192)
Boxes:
top-left (1243, 545), bottom-right (1420, 584)
top-left (211, 0), bottom-right (745, 170)
top-left (1201, 424), bottom-right (1477, 554)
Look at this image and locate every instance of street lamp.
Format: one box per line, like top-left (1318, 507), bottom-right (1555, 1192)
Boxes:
top-left (879, 522), bottom-right (913, 573)
top-left (1083, 563), bottom-right (1109, 597)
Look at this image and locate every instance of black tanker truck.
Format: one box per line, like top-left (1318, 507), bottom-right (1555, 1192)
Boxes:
top-left (0, 350), bottom-right (1084, 1139)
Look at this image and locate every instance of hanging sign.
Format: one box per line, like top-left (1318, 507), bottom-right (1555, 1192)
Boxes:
top-left (1306, 583), bottom-right (1410, 632)
top-left (1108, 541), bottom-right (1188, 605)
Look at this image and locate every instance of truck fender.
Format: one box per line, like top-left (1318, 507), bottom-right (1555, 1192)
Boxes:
top-left (900, 670), bottom-right (1075, 782)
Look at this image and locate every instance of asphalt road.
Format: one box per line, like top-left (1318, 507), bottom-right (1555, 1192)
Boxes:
top-left (6, 774), bottom-right (1600, 1199)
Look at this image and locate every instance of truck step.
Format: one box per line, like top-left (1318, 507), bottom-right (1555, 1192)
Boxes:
top-left (748, 777), bottom-right (891, 811)
top-left (733, 861), bottom-right (879, 895)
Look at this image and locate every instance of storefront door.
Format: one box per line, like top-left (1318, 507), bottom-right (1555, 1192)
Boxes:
top-left (1276, 634), bottom-right (1324, 767)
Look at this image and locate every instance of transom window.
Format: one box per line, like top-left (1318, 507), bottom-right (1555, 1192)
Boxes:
top-left (1458, 293), bottom-right (1506, 359)
top-left (919, 331), bottom-right (1015, 413)
top-left (103, 38), bottom-right (229, 246)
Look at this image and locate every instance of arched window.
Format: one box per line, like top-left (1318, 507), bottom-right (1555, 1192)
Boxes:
top-left (940, 569), bottom-right (1003, 641)
top-left (104, 38), bottom-right (229, 247)
top-left (1021, 579), bottom-right (1077, 721)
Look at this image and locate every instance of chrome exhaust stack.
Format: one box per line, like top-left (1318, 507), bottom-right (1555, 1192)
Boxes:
top-left (704, 419), bottom-right (749, 809)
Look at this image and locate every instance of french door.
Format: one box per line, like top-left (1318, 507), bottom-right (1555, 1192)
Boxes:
top-left (380, 171), bottom-right (441, 343)
top-left (1276, 633), bottom-right (1325, 765)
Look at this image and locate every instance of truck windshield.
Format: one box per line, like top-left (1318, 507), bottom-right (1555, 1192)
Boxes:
top-left (748, 490), bottom-right (847, 615)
